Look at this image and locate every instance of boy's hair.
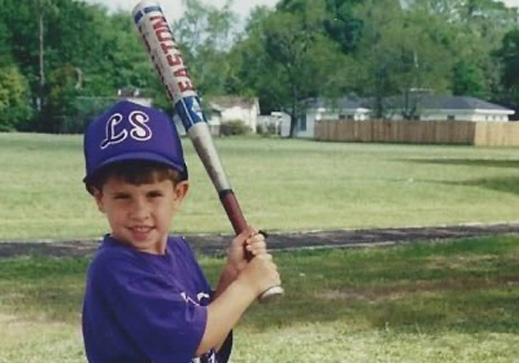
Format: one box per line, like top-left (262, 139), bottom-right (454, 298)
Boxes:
top-left (86, 160), bottom-right (185, 195)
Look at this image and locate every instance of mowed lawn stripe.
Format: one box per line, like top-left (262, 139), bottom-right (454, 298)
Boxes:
top-left (2, 133), bottom-right (519, 240)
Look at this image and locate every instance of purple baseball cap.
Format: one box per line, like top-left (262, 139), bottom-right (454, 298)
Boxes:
top-left (83, 100), bottom-right (187, 184)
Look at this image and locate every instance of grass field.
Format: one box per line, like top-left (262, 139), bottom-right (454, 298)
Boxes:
top-left (2, 133), bottom-right (519, 240)
top-left (0, 235), bottom-right (518, 362)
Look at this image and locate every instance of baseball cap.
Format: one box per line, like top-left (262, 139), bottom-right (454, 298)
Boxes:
top-left (83, 100), bottom-right (188, 184)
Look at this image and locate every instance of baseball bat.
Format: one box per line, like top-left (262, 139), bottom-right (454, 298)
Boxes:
top-left (132, 0), bottom-right (283, 302)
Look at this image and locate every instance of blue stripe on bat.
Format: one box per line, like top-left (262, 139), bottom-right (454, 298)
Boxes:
top-left (133, 10), bottom-right (144, 24)
top-left (134, 5), bottom-right (162, 24)
top-left (175, 96), bottom-right (206, 131)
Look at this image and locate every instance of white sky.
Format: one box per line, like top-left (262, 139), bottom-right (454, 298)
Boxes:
top-left (84, 0), bottom-right (281, 22)
top-left (84, 0), bottom-right (519, 25)
top-left (503, 0), bottom-right (519, 7)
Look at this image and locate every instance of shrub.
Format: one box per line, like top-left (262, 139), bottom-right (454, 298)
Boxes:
top-left (257, 122), bottom-right (278, 136)
top-left (219, 120), bottom-right (251, 136)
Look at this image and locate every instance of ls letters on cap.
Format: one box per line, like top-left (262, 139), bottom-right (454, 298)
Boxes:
top-left (101, 110), bottom-right (153, 150)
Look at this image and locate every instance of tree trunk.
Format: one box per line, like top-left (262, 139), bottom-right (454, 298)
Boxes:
top-left (289, 113), bottom-right (297, 138)
top-left (288, 85), bottom-right (298, 138)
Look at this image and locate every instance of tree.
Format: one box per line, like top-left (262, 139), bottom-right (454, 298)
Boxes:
top-left (322, 0), bottom-right (364, 53)
top-left (354, 0), bottom-right (455, 118)
top-left (495, 29), bottom-right (519, 105)
top-left (41, 63), bottom-right (82, 133)
top-left (231, 0), bottom-right (354, 136)
top-left (278, 0), bottom-right (365, 53)
top-left (452, 61), bottom-right (487, 98)
top-left (0, 63), bottom-right (32, 131)
top-left (172, 0), bottom-right (239, 96)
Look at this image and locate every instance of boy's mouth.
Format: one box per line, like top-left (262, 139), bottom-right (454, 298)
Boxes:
top-left (128, 226), bottom-right (154, 239)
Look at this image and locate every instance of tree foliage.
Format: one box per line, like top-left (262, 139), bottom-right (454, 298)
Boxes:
top-left (495, 28), bottom-right (519, 105)
top-left (0, 0), bottom-right (157, 132)
top-left (172, 0), bottom-right (239, 97)
top-left (0, 0), bottom-right (518, 133)
top-left (229, 0), bottom-right (355, 136)
top-left (0, 63), bottom-right (31, 131)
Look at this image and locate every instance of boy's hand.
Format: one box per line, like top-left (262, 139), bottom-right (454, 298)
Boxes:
top-left (214, 227), bottom-right (273, 301)
top-left (237, 253), bottom-right (281, 297)
top-left (226, 227), bottom-right (267, 275)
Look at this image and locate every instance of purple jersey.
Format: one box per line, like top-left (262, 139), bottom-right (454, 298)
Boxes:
top-left (82, 235), bottom-right (232, 363)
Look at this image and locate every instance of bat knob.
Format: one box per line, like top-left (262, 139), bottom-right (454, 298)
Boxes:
top-left (258, 285), bottom-right (285, 303)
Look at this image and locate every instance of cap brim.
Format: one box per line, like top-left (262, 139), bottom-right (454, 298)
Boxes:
top-left (83, 152), bottom-right (186, 183)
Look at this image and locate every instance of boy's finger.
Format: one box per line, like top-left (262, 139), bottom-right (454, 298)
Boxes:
top-left (235, 227), bottom-right (254, 243)
top-left (247, 232), bottom-right (265, 243)
top-left (245, 243), bottom-right (267, 256)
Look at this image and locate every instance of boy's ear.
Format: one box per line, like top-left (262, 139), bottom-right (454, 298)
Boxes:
top-left (92, 188), bottom-right (106, 213)
top-left (173, 181), bottom-right (189, 204)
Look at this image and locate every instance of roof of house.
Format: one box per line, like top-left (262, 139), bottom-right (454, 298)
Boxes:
top-left (305, 95), bottom-right (513, 112)
top-left (393, 95), bottom-right (512, 111)
top-left (304, 97), bottom-right (367, 110)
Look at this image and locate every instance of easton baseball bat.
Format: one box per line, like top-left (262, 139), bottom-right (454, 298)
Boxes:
top-left (132, 1), bottom-right (283, 301)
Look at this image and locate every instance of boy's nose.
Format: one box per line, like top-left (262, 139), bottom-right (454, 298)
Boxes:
top-left (130, 199), bottom-right (150, 220)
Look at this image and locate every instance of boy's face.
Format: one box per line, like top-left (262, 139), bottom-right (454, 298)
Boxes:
top-left (93, 175), bottom-right (188, 255)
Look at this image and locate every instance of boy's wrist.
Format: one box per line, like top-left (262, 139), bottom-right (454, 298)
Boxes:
top-left (222, 262), bottom-right (241, 281)
top-left (213, 262), bottom-right (242, 300)
top-left (232, 274), bottom-right (259, 302)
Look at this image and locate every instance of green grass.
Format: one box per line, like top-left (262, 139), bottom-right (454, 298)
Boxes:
top-left (3, 133), bottom-right (519, 240)
top-left (1, 235), bottom-right (518, 362)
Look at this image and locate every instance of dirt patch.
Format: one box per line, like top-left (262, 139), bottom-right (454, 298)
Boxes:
top-left (1, 223), bottom-right (519, 260)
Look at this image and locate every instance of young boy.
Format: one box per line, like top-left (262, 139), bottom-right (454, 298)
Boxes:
top-left (82, 100), bottom-right (280, 363)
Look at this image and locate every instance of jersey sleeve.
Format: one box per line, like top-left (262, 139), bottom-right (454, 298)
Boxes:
top-left (99, 257), bottom-right (208, 363)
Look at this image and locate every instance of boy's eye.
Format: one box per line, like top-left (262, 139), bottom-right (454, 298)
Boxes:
top-left (148, 191), bottom-right (163, 198)
top-left (113, 194), bottom-right (130, 200)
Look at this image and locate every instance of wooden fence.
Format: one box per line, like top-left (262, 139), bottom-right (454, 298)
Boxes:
top-left (315, 120), bottom-right (519, 146)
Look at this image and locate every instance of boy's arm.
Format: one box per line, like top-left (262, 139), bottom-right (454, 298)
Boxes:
top-left (195, 233), bottom-right (279, 356)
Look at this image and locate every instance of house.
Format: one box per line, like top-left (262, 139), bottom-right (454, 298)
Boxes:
top-left (294, 95), bottom-right (515, 139)
top-left (205, 96), bottom-right (260, 134)
top-left (385, 95), bottom-right (515, 122)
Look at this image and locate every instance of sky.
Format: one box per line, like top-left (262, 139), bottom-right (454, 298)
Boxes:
top-left (85, 0), bottom-right (519, 22)
top-left (503, 0), bottom-right (519, 7)
top-left (84, 0), bottom-right (519, 26)
top-left (85, 0), bottom-right (281, 22)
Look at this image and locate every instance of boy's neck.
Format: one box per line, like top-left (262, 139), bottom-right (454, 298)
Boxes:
top-left (109, 233), bottom-right (168, 255)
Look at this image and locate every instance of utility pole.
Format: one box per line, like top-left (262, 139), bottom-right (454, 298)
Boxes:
top-left (37, 12), bottom-right (44, 111)
top-left (37, 1), bottom-right (46, 112)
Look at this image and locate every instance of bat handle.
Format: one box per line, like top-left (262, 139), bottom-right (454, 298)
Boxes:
top-left (219, 189), bottom-right (249, 237)
top-left (219, 189), bottom-right (284, 302)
